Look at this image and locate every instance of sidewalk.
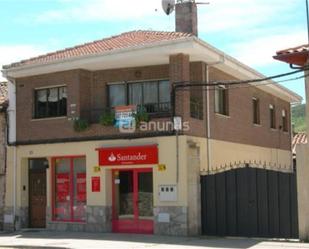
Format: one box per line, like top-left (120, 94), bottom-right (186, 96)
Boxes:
top-left (0, 230), bottom-right (308, 249)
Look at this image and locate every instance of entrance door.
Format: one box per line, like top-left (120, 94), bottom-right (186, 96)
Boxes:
top-left (112, 168), bottom-right (153, 234)
top-left (29, 159), bottom-right (48, 228)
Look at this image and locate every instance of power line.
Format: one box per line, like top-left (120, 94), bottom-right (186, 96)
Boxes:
top-left (175, 72), bottom-right (307, 92)
top-left (173, 67), bottom-right (307, 89)
top-left (171, 67), bottom-right (307, 115)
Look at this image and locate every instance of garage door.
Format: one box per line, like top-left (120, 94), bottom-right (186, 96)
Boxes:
top-left (201, 167), bottom-right (298, 238)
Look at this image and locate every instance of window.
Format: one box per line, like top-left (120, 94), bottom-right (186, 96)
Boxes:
top-left (108, 80), bottom-right (170, 113)
top-left (252, 98), bottom-right (260, 125)
top-left (190, 97), bottom-right (203, 120)
top-left (215, 85), bottom-right (229, 115)
top-left (282, 109), bottom-right (288, 132)
top-left (53, 156), bottom-right (86, 222)
top-left (34, 86), bottom-right (67, 119)
top-left (108, 84), bottom-right (126, 107)
top-left (269, 104), bottom-right (276, 129)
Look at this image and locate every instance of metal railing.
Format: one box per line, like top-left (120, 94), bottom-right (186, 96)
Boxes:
top-left (80, 102), bottom-right (171, 124)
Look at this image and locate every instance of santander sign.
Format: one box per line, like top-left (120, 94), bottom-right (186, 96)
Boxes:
top-left (97, 145), bottom-right (158, 166)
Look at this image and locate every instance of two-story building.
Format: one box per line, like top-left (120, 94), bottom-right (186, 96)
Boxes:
top-left (0, 82), bottom-right (7, 230)
top-left (1, 1), bottom-right (302, 237)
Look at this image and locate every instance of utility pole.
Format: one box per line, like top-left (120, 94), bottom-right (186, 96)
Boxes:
top-left (303, 0), bottom-right (309, 77)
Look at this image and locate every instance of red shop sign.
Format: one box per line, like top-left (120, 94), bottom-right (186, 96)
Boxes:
top-left (91, 177), bottom-right (101, 192)
top-left (97, 145), bottom-right (158, 166)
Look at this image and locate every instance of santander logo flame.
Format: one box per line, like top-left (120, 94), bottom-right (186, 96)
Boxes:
top-left (108, 153), bottom-right (117, 162)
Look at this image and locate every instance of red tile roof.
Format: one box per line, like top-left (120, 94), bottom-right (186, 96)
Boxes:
top-left (292, 132), bottom-right (307, 155)
top-left (0, 82), bottom-right (8, 109)
top-left (274, 44), bottom-right (309, 66)
top-left (4, 30), bottom-right (192, 69)
top-left (276, 44), bottom-right (309, 55)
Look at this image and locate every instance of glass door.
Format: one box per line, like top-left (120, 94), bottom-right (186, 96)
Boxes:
top-left (137, 171), bottom-right (153, 219)
top-left (114, 171), bottom-right (134, 220)
top-left (112, 168), bottom-right (153, 234)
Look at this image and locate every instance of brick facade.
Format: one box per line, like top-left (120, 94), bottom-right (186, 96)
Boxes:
top-left (14, 59), bottom-right (291, 150)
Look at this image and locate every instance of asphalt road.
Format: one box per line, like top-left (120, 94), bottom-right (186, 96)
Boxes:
top-left (0, 231), bottom-right (309, 249)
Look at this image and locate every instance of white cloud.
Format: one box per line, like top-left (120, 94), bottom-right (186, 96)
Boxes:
top-left (35, 0), bottom-right (300, 34)
top-left (229, 30), bottom-right (307, 67)
top-left (0, 45), bottom-right (47, 81)
top-left (3, 0), bottom-right (304, 77)
top-left (36, 0), bottom-right (162, 22)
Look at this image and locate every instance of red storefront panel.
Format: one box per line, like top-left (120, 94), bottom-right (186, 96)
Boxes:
top-left (97, 145), bottom-right (158, 166)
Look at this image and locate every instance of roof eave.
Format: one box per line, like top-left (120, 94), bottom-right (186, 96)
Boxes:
top-left (193, 37), bottom-right (302, 104)
top-left (273, 51), bottom-right (309, 67)
top-left (2, 37), bottom-right (196, 76)
top-left (2, 36), bottom-right (301, 103)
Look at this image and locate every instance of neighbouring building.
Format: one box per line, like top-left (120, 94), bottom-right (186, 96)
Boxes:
top-left (292, 132), bottom-right (307, 159)
top-left (0, 82), bottom-right (8, 230)
top-left (274, 44), bottom-right (309, 240)
top-left (1, 1), bottom-right (302, 237)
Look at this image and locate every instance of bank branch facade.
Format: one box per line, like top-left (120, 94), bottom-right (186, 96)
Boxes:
top-left (1, 2), bottom-right (301, 237)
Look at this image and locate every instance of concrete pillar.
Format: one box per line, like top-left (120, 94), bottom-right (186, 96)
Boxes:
top-left (305, 63), bottom-right (309, 137)
top-left (187, 142), bottom-right (201, 235)
top-left (297, 61), bottom-right (309, 241)
top-left (296, 143), bottom-right (309, 241)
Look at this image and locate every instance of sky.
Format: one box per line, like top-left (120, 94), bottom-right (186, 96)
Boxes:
top-left (0, 0), bottom-right (307, 101)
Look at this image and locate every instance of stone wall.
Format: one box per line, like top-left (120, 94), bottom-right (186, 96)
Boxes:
top-left (154, 206), bottom-right (188, 236)
top-left (46, 206), bottom-right (112, 232)
top-left (3, 206), bottom-right (28, 231)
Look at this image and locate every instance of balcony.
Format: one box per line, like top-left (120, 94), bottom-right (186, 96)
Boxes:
top-left (81, 102), bottom-right (172, 124)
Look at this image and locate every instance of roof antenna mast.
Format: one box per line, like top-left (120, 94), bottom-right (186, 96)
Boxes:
top-left (162, 0), bottom-right (209, 15)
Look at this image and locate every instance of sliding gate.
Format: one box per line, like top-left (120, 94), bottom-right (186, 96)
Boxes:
top-left (201, 167), bottom-right (298, 238)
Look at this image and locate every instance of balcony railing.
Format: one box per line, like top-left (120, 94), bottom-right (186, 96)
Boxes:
top-left (80, 102), bottom-right (171, 124)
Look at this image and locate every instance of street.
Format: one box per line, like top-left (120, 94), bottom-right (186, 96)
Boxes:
top-left (0, 231), bottom-right (308, 249)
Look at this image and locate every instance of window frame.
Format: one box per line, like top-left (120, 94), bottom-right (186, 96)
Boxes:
top-left (215, 85), bottom-right (229, 116)
top-left (33, 85), bottom-right (67, 119)
top-left (282, 109), bottom-right (288, 132)
top-left (269, 104), bottom-right (276, 129)
top-left (51, 155), bottom-right (86, 223)
top-left (252, 97), bottom-right (260, 125)
top-left (107, 79), bottom-right (171, 114)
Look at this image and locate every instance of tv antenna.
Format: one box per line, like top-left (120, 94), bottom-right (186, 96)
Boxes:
top-left (162, 0), bottom-right (176, 15)
top-left (162, 0), bottom-right (210, 15)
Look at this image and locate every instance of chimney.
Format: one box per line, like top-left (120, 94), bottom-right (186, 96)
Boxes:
top-left (175, 0), bottom-right (198, 36)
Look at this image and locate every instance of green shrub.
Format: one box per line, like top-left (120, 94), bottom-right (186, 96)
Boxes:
top-left (134, 107), bottom-right (149, 127)
top-left (99, 110), bottom-right (115, 126)
top-left (74, 119), bottom-right (89, 132)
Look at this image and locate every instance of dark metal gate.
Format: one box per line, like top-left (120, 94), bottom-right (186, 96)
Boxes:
top-left (201, 167), bottom-right (298, 238)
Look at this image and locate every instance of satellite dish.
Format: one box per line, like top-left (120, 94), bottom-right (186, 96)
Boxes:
top-left (162, 0), bottom-right (175, 15)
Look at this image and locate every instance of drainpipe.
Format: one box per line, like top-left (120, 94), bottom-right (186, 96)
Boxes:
top-left (13, 145), bottom-right (16, 230)
top-left (6, 77), bottom-right (17, 230)
top-left (205, 57), bottom-right (225, 174)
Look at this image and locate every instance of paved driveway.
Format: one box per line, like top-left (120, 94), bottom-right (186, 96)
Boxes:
top-left (0, 231), bottom-right (309, 249)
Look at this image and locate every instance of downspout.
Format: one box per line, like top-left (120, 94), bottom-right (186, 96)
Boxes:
top-left (13, 144), bottom-right (16, 230)
top-left (5, 76), bottom-right (17, 230)
top-left (206, 57), bottom-right (225, 174)
top-left (172, 86), bottom-right (181, 183)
